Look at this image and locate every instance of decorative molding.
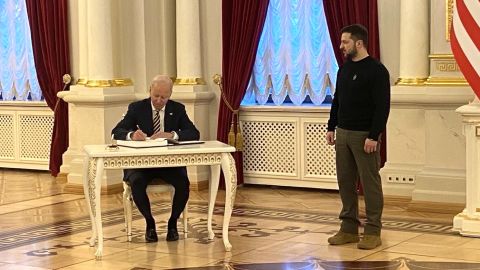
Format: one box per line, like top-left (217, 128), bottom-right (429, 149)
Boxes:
top-left (436, 61), bottom-right (460, 72)
top-left (102, 153), bottom-right (223, 169)
top-left (426, 54), bottom-right (467, 86)
top-left (76, 78), bottom-right (87, 85)
top-left (174, 77), bottom-right (206, 85)
top-left (85, 78), bottom-right (133, 87)
top-left (428, 54), bottom-right (454, 59)
top-left (425, 76), bottom-right (469, 86)
top-left (446, 0), bottom-right (454, 41)
top-left (429, 55), bottom-right (460, 72)
top-left (395, 77), bottom-right (428, 86)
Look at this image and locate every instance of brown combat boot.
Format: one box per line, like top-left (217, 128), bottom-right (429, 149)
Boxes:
top-left (327, 231), bottom-right (360, 245)
top-left (357, 234), bottom-right (382, 249)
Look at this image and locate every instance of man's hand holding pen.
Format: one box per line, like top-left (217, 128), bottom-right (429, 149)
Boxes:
top-left (131, 125), bottom-right (147, 141)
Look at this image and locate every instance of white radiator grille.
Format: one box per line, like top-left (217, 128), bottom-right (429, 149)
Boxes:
top-left (0, 103), bottom-right (53, 169)
top-left (242, 121), bottom-right (297, 175)
top-left (304, 122), bottom-right (336, 176)
top-left (0, 114), bottom-right (15, 159)
top-left (19, 114), bottom-right (54, 160)
top-left (240, 107), bottom-right (338, 189)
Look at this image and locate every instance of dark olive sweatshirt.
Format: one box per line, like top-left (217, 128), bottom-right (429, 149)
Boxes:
top-left (327, 56), bottom-right (390, 140)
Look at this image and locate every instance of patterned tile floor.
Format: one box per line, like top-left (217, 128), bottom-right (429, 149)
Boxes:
top-left (0, 169), bottom-right (479, 269)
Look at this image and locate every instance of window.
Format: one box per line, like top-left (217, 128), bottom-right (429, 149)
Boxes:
top-left (242, 0), bottom-right (338, 106)
top-left (0, 0), bottom-right (42, 101)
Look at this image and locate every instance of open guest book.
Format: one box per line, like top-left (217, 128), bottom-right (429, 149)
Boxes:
top-left (166, 138), bottom-right (205, 145)
top-left (116, 138), bottom-right (205, 148)
top-left (116, 138), bottom-right (168, 148)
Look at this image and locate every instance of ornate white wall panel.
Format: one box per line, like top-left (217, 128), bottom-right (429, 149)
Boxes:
top-left (0, 102), bottom-right (53, 170)
top-left (240, 106), bottom-right (338, 190)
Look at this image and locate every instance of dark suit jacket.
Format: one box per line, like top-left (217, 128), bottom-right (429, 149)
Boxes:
top-left (112, 98), bottom-right (200, 181)
top-left (112, 98), bottom-right (200, 141)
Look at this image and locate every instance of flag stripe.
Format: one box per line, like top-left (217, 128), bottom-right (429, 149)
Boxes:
top-left (464, 0), bottom-right (480, 27)
top-left (456, 0), bottom-right (480, 51)
top-left (451, 29), bottom-right (480, 96)
top-left (453, 3), bottom-right (480, 75)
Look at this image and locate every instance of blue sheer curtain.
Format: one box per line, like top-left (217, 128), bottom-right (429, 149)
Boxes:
top-left (0, 0), bottom-right (41, 101)
top-left (243, 0), bottom-right (338, 106)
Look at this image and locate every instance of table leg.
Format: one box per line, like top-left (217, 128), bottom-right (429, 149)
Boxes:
top-left (93, 159), bottom-right (104, 259)
top-left (83, 157), bottom-right (97, 247)
top-left (208, 164), bottom-right (221, 239)
top-left (220, 153), bottom-right (237, 252)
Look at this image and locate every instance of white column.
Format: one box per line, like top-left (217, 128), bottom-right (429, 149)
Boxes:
top-left (77, 0), bottom-right (88, 84)
top-left (175, 0), bottom-right (205, 84)
top-left (397, 0), bottom-right (429, 85)
top-left (173, 0), bottom-right (213, 190)
top-left (59, 0), bottom-right (135, 193)
top-left (86, 0), bottom-right (114, 80)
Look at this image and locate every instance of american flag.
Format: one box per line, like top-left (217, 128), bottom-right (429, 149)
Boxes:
top-left (450, 0), bottom-right (480, 98)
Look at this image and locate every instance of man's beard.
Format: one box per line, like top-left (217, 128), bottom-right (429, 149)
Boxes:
top-left (345, 47), bottom-right (358, 60)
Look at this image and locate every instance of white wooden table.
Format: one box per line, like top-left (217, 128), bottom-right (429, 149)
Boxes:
top-left (82, 141), bottom-right (237, 259)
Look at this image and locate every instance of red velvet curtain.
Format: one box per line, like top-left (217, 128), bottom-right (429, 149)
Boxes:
top-left (323, 0), bottom-right (380, 65)
top-left (218, 0), bottom-right (270, 185)
top-left (323, 0), bottom-right (386, 168)
top-left (26, 0), bottom-right (70, 176)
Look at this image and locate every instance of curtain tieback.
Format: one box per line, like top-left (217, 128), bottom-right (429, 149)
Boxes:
top-left (213, 74), bottom-right (243, 151)
top-left (54, 74), bottom-right (72, 113)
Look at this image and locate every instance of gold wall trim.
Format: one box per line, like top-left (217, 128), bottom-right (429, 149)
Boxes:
top-left (395, 77), bottom-right (428, 86)
top-left (174, 77), bottom-right (206, 85)
top-left (446, 0), bottom-right (454, 41)
top-left (76, 78), bottom-right (87, 85)
top-left (85, 78), bottom-right (133, 87)
top-left (429, 54), bottom-right (454, 59)
top-left (425, 76), bottom-right (469, 86)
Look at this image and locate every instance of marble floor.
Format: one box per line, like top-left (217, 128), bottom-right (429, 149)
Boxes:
top-left (0, 168), bottom-right (479, 270)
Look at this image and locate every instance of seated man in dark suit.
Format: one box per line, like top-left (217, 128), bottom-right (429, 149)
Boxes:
top-left (112, 75), bottom-right (200, 242)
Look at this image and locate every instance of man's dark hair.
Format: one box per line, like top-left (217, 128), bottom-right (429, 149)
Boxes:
top-left (341, 24), bottom-right (368, 48)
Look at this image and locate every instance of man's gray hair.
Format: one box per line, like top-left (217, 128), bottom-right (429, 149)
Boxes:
top-left (150, 75), bottom-right (173, 89)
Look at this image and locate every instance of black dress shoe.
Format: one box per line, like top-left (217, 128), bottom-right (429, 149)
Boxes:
top-left (166, 228), bottom-right (179, 241)
top-left (145, 228), bottom-right (158, 242)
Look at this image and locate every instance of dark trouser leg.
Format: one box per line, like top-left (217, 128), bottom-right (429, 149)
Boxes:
top-left (349, 131), bottom-right (383, 236)
top-left (335, 128), bottom-right (360, 234)
top-left (126, 169), bottom-right (155, 229)
top-left (156, 167), bottom-right (190, 227)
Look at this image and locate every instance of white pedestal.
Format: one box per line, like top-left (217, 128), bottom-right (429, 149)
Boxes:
top-left (58, 84), bottom-right (136, 193)
top-left (453, 102), bottom-right (480, 237)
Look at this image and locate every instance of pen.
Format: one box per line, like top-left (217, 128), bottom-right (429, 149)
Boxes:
top-left (136, 125), bottom-right (141, 130)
